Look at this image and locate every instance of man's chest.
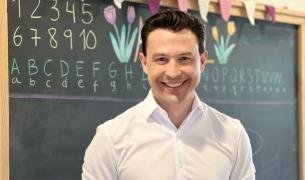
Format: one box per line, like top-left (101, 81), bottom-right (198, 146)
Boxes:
top-left (115, 136), bottom-right (233, 180)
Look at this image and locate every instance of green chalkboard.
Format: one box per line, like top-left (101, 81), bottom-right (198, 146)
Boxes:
top-left (8, 0), bottom-right (298, 179)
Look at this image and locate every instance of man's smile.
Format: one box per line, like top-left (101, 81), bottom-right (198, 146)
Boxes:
top-left (161, 80), bottom-right (187, 88)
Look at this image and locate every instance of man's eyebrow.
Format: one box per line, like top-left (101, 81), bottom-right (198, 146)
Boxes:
top-left (178, 52), bottom-right (194, 56)
top-left (179, 52), bottom-right (193, 55)
top-left (152, 53), bottom-right (167, 59)
top-left (151, 52), bottom-right (194, 59)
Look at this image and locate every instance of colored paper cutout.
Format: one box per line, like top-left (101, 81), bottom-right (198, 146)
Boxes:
top-left (243, 0), bottom-right (256, 25)
top-left (198, 0), bottom-right (211, 22)
top-left (220, 0), bottom-right (232, 21)
top-left (147, 0), bottom-right (161, 15)
top-left (113, 0), bottom-right (124, 9)
top-left (266, 5), bottom-right (276, 23)
top-left (178, 0), bottom-right (188, 12)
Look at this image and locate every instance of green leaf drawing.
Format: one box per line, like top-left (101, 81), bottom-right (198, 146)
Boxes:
top-left (213, 32), bottom-right (236, 65)
top-left (222, 57), bottom-right (228, 64)
top-left (223, 43), bottom-right (236, 60)
top-left (107, 19), bottom-right (142, 63)
top-left (120, 25), bottom-right (127, 62)
top-left (225, 36), bottom-right (230, 49)
top-left (214, 45), bottom-right (223, 64)
top-left (125, 28), bottom-right (138, 62)
top-left (110, 32), bottom-right (121, 61)
top-left (220, 36), bottom-right (225, 53)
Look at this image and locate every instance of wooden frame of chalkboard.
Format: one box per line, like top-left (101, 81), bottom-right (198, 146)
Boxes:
top-left (0, 0), bottom-right (9, 179)
top-left (0, 0), bottom-right (305, 179)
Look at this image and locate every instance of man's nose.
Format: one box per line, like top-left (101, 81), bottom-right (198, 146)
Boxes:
top-left (165, 60), bottom-right (182, 79)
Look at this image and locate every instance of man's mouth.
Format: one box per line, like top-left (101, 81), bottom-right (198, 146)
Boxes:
top-left (162, 80), bottom-right (187, 88)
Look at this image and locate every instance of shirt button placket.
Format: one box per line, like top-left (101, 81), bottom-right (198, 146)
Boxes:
top-left (175, 132), bottom-right (185, 180)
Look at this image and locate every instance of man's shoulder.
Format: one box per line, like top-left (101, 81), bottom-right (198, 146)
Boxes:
top-left (201, 101), bottom-right (244, 134)
top-left (96, 100), bottom-right (145, 137)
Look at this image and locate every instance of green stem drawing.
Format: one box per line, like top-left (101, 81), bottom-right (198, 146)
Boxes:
top-left (114, 24), bottom-right (120, 42)
top-left (127, 23), bottom-right (131, 45)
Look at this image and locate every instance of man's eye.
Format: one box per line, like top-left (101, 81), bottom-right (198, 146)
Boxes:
top-left (155, 57), bottom-right (167, 63)
top-left (180, 57), bottom-right (192, 62)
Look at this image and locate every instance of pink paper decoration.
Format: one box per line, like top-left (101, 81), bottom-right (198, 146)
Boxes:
top-left (147, 0), bottom-right (161, 15)
top-left (220, 0), bottom-right (232, 21)
top-left (178, 0), bottom-right (188, 12)
top-left (266, 5), bottom-right (276, 23)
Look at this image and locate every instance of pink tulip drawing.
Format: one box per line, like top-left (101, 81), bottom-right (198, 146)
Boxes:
top-left (127, 6), bottom-right (135, 24)
top-left (127, 6), bottom-right (135, 43)
top-left (104, 5), bottom-right (116, 25)
top-left (104, 5), bottom-right (120, 45)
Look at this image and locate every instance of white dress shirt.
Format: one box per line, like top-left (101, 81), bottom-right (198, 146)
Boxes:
top-left (82, 91), bottom-right (256, 180)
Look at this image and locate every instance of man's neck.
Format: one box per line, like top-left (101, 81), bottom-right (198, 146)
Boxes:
top-left (160, 96), bottom-right (195, 129)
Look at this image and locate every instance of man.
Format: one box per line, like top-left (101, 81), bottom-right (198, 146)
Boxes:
top-left (82, 10), bottom-right (256, 180)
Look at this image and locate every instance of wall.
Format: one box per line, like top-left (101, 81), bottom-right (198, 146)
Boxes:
top-left (272, 0), bottom-right (305, 12)
top-left (236, 0), bottom-right (305, 13)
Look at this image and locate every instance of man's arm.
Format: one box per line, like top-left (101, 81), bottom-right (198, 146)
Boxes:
top-left (82, 125), bottom-right (118, 180)
top-left (230, 124), bottom-right (256, 180)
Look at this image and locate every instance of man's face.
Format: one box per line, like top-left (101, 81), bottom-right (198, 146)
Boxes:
top-left (139, 28), bottom-right (208, 107)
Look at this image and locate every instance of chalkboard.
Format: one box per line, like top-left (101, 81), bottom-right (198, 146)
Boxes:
top-left (8, 0), bottom-right (298, 179)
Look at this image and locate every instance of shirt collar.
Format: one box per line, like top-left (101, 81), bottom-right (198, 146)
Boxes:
top-left (141, 90), bottom-right (205, 121)
top-left (192, 93), bottom-right (205, 113)
top-left (140, 90), bottom-right (160, 120)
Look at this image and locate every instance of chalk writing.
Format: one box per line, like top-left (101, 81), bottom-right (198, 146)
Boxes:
top-left (11, 0), bottom-right (97, 49)
top-left (201, 65), bottom-right (286, 95)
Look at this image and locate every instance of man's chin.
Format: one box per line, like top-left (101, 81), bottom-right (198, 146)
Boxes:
top-left (162, 94), bottom-right (184, 105)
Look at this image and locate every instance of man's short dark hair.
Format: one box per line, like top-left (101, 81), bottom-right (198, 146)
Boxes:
top-left (141, 10), bottom-right (206, 56)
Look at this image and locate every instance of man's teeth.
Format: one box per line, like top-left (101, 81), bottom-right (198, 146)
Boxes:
top-left (166, 82), bottom-right (183, 88)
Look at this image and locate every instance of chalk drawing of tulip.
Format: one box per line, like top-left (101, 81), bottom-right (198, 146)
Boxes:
top-left (212, 21), bottom-right (236, 65)
top-left (211, 26), bottom-right (219, 42)
top-left (104, 5), bottom-right (116, 25)
top-left (104, 5), bottom-right (138, 63)
top-left (133, 17), bottom-right (143, 63)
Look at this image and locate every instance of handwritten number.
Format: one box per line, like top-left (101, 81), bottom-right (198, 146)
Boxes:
top-left (79, 29), bottom-right (97, 50)
top-left (14, 0), bottom-right (98, 51)
top-left (12, 0), bottom-right (21, 18)
top-left (13, 26), bottom-right (23, 46)
top-left (48, 28), bottom-right (58, 48)
top-left (31, 0), bottom-right (42, 19)
top-left (81, 3), bottom-right (93, 24)
top-left (50, 0), bottom-right (60, 22)
top-left (63, 29), bottom-right (73, 50)
top-left (66, 1), bottom-right (76, 23)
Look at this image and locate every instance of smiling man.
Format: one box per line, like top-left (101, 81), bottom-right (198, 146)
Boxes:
top-left (82, 10), bottom-right (256, 180)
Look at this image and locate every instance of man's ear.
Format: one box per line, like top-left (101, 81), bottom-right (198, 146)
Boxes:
top-left (200, 50), bottom-right (208, 72)
top-left (139, 52), bottom-right (148, 74)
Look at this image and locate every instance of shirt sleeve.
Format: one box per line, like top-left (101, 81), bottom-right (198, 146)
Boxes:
top-left (82, 125), bottom-right (118, 180)
top-left (229, 124), bottom-right (256, 180)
